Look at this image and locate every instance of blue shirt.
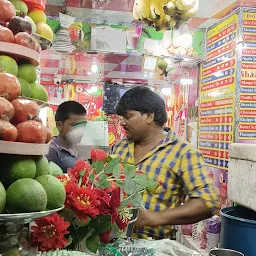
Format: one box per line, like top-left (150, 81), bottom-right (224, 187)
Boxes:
top-left (46, 136), bottom-right (78, 173)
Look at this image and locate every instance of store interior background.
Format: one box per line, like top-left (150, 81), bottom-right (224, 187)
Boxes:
top-left (35, 0), bottom-right (256, 253)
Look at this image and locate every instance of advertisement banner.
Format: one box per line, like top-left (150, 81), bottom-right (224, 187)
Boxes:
top-left (199, 13), bottom-right (238, 171)
top-left (239, 9), bottom-right (256, 143)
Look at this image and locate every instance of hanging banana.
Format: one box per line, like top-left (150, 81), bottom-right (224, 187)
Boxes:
top-left (132, 0), bottom-right (199, 32)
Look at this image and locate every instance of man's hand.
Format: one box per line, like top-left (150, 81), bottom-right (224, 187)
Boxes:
top-left (135, 209), bottom-right (158, 228)
top-left (135, 198), bottom-right (213, 228)
top-left (135, 209), bottom-right (150, 228)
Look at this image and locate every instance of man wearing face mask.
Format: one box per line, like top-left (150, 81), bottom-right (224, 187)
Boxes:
top-left (46, 101), bottom-right (87, 173)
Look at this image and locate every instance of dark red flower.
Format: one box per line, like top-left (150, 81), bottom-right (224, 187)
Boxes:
top-left (96, 187), bottom-right (121, 223)
top-left (66, 185), bottom-right (100, 222)
top-left (100, 230), bottom-right (111, 244)
top-left (116, 216), bottom-right (129, 231)
top-left (91, 148), bottom-right (107, 162)
top-left (31, 213), bottom-right (70, 252)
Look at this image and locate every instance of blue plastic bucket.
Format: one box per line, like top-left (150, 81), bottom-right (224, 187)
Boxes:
top-left (220, 206), bottom-right (256, 256)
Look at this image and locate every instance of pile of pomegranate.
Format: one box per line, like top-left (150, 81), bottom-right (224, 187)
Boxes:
top-left (0, 0), bottom-right (41, 52)
top-left (0, 96), bottom-right (51, 144)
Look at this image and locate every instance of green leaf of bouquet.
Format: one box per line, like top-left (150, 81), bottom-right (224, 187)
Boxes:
top-left (124, 163), bottom-right (136, 178)
top-left (66, 235), bottom-right (73, 247)
top-left (148, 179), bottom-right (157, 187)
top-left (88, 215), bottom-right (112, 235)
top-left (59, 208), bottom-right (74, 223)
top-left (112, 165), bottom-right (122, 179)
top-left (133, 174), bottom-right (150, 187)
top-left (89, 173), bottom-right (95, 183)
top-left (98, 173), bottom-right (111, 189)
top-left (130, 193), bottom-right (143, 208)
top-left (104, 157), bottom-right (120, 175)
top-left (92, 161), bottom-right (104, 174)
top-left (105, 154), bottom-right (119, 164)
top-left (86, 234), bottom-right (100, 253)
top-left (122, 178), bottom-right (136, 195)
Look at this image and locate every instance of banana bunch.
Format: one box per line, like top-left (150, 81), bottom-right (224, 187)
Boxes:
top-left (133, 0), bottom-right (199, 31)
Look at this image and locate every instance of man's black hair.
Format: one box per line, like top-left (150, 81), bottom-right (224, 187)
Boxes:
top-left (116, 86), bottom-right (167, 126)
top-left (55, 101), bottom-right (86, 122)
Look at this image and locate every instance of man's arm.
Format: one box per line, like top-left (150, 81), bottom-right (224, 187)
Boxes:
top-left (135, 149), bottom-right (219, 227)
top-left (135, 198), bottom-right (212, 227)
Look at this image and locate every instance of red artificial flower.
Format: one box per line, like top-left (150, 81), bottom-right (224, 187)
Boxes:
top-left (96, 187), bottom-right (121, 223)
top-left (68, 160), bottom-right (91, 182)
top-left (116, 208), bottom-right (132, 231)
top-left (66, 185), bottom-right (100, 222)
top-left (116, 216), bottom-right (129, 231)
top-left (91, 148), bottom-right (107, 162)
top-left (31, 213), bottom-right (70, 252)
top-left (100, 230), bottom-right (111, 244)
top-left (57, 174), bottom-right (72, 188)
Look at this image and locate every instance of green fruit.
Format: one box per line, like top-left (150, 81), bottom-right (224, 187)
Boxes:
top-left (30, 82), bottom-right (48, 102)
top-left (10, 0), bottom-right (28, 15)
top-left (0, 182), bottom-right (6, 213)
top-left (34, 156), bottom-right (49, 178)
top-left (0, 56), bottom-right (18, 76)
top-left (6, 178), bottom-right (47, 213)
top-left (18, 77), bottom-right (32, 98)
top-left (35, 175), bottom-right (66, 210)
top-left (18, 64), bottom-right (37, 83)
top-left (5, 156), bottom-right (36, 184)
top-left (25, 16), bottom-right (36, 34)
top-left (86, 234), bottom-right (100, 253)
top-left (49, 161), bottom-right (63, 177)
top-left (157, 59), bottom-right (168, 71)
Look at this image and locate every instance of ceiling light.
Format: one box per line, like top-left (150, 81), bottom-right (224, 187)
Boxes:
top-left (181, 78), bottom-right (192, 85)
top-left (161, 87), bottom-right (172, 96)
top-left (91, 64), bottom-right (99, 73)
top-left (90, 85), bottom-right (98, 93)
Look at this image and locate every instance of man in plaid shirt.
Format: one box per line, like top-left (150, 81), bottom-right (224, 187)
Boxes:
top-left (111, 86), bottom-right (219, 240)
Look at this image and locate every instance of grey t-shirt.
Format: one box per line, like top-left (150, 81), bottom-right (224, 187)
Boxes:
top-left (46, 136), bottom-right (78, 173)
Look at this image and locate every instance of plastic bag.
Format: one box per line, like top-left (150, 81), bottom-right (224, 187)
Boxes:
top-left (99, 239), bottom-right (201, 256)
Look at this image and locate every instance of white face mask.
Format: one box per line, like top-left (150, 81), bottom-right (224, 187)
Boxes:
top-left (65, 125), bottom-right (86, 146)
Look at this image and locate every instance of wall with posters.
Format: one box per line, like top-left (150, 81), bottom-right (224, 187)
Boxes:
top-left (238, 8), bottom-right (256, 143)
top-left (199, 11), bottom-right (240, 209)
top-left (199, 7), bottom-right (256, 209)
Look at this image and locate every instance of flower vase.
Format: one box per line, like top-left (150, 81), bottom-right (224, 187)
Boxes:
top-left (0, 221), bottom-right (24, 255)
top-left (76, 242), bottom-right (97, 255)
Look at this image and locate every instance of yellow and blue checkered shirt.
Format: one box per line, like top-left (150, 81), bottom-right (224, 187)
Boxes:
top-left (112, 132), bottom-right (219, 239)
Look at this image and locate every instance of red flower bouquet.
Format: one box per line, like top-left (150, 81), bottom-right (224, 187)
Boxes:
top-left (31, 149), bottom-right (159, 253)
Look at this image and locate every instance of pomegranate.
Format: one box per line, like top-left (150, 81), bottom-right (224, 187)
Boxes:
top-left (0, 71), bottom-right (21, 101)
top-left (16, 120), bottom-right (47, 144)
top-left (11, 98), bottom-right (38, 125)
top-left (14, 32), bottom-right (37, 51)
top-left (0, 97), bottom-right (14, 121)
top-left (0, 25), bottom-right (14, 43)
top-left (0, 0), bottom-right (16, 23)
top-left (0, 120), bottom-right (18, 141)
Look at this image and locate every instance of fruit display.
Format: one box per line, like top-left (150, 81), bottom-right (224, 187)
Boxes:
top-left (0, 3), bottom-right (62, 255)
top-left (0, 0), bottom-right (53, 56)
top-left (133, 0), bottom-right (199, 31)
top-left (0, 154), bottom-right (64, 214)
top-left (0, 94), bottom-right (49, 143)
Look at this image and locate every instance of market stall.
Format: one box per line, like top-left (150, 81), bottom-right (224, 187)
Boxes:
top-left (0, 0), bottom-right (256, 255)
